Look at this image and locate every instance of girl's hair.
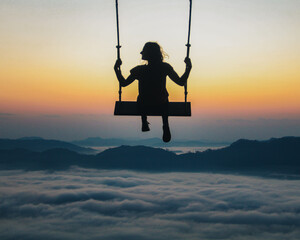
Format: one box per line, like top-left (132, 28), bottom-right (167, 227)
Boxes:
top-left (143, 42), bottom-right (168, 62)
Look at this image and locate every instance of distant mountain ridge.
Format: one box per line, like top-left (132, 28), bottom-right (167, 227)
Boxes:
top-left (18, 136), bottom-right (44, 140)
top-left (0, 137), bottom-right (299, 176)
top-left (71, 137), bottom-right (229, 147)
top-left (0, 138), bottom-right (95, 154)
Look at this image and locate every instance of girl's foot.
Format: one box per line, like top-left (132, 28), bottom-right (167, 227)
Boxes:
top-left (142, 121), bottom-right (150, 132)
top-left (163, 125), bottom-right (171, 142)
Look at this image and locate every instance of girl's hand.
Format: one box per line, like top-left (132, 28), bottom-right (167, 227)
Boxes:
top-left (114, 59), bottom-right (122, 71)
top-left (184, 57), bottom-right (192, 70)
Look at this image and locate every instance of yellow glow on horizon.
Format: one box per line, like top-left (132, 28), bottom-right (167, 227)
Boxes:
top-left (1, 0), bottom-right (300, 119)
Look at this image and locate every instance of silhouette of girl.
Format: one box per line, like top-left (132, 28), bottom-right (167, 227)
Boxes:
top-left (114, 42), bottom-right (192, 142)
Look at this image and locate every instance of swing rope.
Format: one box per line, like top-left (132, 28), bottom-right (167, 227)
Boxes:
top-left (185, 0), bottom-right (192, 103)
top-left (115, 0), bottom-right (122, 101)
top-left (115, 0), bottom-right (192, 103)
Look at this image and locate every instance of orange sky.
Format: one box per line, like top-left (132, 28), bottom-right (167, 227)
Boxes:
top-left (0, 0), bottom-right (299, 140)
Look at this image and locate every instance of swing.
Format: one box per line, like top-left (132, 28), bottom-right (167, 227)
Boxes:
top-left (114, 0), bottom-right (192, 117)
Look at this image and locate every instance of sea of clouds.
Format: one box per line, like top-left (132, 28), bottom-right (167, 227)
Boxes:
top-left (0, 168), bottom-right (300, 240)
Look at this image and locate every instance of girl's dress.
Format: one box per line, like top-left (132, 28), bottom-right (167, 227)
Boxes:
top-left (130, 62), bottom-right (173, 115)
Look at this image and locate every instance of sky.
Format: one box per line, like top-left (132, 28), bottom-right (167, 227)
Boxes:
top-left (0, 0), bottom-right (300, 141)
top-left (1, 169), bottom-right (300, 240)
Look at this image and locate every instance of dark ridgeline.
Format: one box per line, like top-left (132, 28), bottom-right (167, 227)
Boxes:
top-left (180, 137), bottom-right (300, 172)
top-left (0, 138), bottom-right (95, 154)
top-left (71, 137), bottom-right (229, 147)
top-left (0, 137), bottom-right (299, 176)
top-left (0, 148), bottom-right (86, 171)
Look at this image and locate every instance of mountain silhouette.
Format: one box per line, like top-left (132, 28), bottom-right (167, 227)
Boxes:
top-left (94, 145), bottom-right (176, 170)
top-left (18, 136), bottom-right (44, 140)
top-left (0, 137), bottom-right (299, 176)
top-left (71, 137), bottom-right (229, 147)
top-left (179, 136), bottom-right (300, 173)
top-left (0, 138), bottom-right (95, 154)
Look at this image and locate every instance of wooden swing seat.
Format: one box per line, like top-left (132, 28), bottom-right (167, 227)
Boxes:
top-left (114, 101), bottom-right (191, 116)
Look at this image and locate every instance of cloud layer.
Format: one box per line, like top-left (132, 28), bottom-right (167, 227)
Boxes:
top-left (0, 169), bottom-right (300, 240)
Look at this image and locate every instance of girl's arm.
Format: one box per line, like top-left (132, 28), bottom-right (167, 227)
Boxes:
top-left (168, 58), bottom-right (192, 86)
top-left (114, 59), bottom-right (136, 87)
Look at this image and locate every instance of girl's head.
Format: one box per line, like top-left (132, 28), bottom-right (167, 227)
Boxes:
top-left (140, 42), bottom-right (167, 63)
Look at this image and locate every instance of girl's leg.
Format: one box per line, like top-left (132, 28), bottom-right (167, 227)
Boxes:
top-left (162, 115), bottom-right (169, 127)
top-left (142, 115), bottom-right (147, 123)
top-left (162, 115), bottom-right (171, 142)
top-left (141, 115), bottom-right (150, 132)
